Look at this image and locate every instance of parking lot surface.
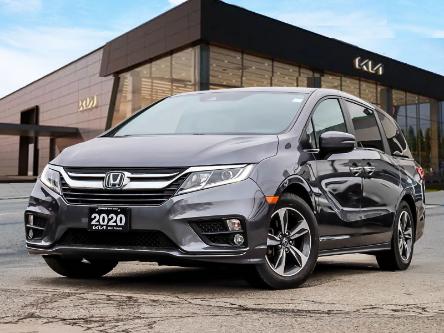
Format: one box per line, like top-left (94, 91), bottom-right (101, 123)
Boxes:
top-left (0, 191), bottom-right (443, 332)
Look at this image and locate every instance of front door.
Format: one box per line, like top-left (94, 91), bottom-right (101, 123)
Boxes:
top-left (308, 98), bottom-right (365, 250)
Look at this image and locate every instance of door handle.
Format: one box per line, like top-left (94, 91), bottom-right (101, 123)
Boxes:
top-left (364, 166), bottom-right (376, 175)
top-left (349, 166), bottom-right (363, 176)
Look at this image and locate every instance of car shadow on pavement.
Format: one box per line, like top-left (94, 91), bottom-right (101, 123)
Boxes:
top-left (34, 255), bottom-right (381, 292)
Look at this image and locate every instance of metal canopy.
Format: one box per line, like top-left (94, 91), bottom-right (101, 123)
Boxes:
top-left (0, 123), bottom-right (80, 137)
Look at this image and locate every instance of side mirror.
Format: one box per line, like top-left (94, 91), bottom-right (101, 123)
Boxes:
top-left (319, 131), bottom-right (356, 155)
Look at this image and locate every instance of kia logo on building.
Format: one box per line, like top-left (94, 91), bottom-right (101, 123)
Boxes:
top-left (104, 172), bottom-right (126, 189)
top-left (354, 57), bottom-right (384, 75)
top-left (78, 95), bottom-right (98, 111)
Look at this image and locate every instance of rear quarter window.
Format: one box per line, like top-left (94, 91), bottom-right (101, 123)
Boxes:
top-left (345, 101), bottom-right (385, 151)
top-left (377, 111), bottom-right (413, 158)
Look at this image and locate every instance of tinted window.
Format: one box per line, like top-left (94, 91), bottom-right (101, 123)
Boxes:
top-left (346, 101), bottom-right (384, 151)
top-left (312, 99), bottom-right (347, 145)
top-left (377, 111), bottom-right (412, 158)
top-left (301, 119), bottom-right (317, 149)
top-left (112, 91), bottom-right (307, 136)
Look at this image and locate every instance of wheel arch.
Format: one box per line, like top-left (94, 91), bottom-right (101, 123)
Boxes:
top-left (400, 193), bottom-right (417, 239)
top-left (278, 177), bottom-right (315, 212)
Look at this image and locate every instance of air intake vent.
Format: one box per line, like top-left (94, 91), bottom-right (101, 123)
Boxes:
top-left (57, 229), bottom-right (176, 249)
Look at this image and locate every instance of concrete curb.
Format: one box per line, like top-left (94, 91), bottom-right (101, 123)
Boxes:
top-left (0, 197), bottom-right (29, 200)
top-left (0, 182), bottom-right (35, 201)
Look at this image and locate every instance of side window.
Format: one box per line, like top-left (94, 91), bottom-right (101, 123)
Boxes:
top-left (377, 111), bottom-right (412, 158)
top-left (311, 99), bottom-right (347, 145)
top-left (345, 101), bottom-right (384, 151)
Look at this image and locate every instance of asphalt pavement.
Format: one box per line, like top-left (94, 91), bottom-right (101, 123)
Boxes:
top-left (0, 191), bottom-right (443, 332)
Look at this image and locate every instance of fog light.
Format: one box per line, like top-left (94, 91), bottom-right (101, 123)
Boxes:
top-left (233, 234), bottom-right (244, 246)
top-left (27, 229), bottom-right (34, 239)
top-left (226, 218), bottom-right (242, 231)
top-left (27, 214), bottom-right (34, 226)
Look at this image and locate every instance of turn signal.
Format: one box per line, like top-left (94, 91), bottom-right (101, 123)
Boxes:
top-left (416, 166), bottom-right (425, 180)
top-left (265, 196), bottom-right (279, 204)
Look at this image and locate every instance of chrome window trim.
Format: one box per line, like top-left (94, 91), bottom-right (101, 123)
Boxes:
top-left (48, 164), bottom-right (249, 190)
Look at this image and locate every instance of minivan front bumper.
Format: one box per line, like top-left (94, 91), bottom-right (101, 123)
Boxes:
top-left (25, 178), bottom-right (271, 265)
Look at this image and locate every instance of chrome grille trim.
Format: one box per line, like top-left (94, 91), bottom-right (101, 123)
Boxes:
top-left (57, 167), bottom-right (185, 190)
top-left (67, 172), bottom-right (105, 178)
top-left (48, 164), bottom-right (248, 190)
top-left (59, 175), bottom-right (187, 206)
top-left (66, 172), bottom-right (180, 179)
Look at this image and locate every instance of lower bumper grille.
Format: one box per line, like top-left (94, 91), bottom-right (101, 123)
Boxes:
top-left (57, 229), bottom-right (176, 249)
top-left (191, 220), bottom-right (247, 247)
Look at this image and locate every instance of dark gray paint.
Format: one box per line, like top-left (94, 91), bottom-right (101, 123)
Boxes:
top-left (26, 88), bottom-right (425, 265)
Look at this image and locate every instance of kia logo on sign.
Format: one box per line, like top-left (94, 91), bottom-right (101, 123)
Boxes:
top-left (78, 95), bottom-right (98, 111)
top-left (354, 57), bottom-right (384, 75)
top-left (104, 172), bottom-right (126, 189)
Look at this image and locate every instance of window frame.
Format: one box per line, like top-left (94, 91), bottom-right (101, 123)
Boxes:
top-left (341, 98), bottom-right (390, 155)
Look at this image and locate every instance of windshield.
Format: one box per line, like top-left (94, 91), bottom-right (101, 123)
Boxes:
top-left (111, 91), bottom-right (307, 136)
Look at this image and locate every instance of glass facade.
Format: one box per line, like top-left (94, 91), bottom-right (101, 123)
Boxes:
top-left (111, 44), bottom-right (444, 177)
top-left (112, 46), bottom-right (199, 126)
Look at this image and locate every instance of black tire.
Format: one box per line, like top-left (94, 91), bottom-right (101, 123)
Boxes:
top-left (43, 256), bottom-right (117, 278)
top-left (376, 201), bottom-right (415, 271)
top-left (247, 193), bottom-right (319, 289)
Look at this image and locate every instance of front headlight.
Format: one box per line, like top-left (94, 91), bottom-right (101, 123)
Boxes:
top-left (177, 164), bottom-right (254, 195)
top-left (40, 165), bottom-right (62, 194)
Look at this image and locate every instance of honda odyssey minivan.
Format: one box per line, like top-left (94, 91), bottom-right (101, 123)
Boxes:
top-left (25, 88), bottom-right (425, 289)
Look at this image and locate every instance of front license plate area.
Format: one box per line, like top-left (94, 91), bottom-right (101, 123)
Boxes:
top-left (88, 207), bottom-right (130, 232)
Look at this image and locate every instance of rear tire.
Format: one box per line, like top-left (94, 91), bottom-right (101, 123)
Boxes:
top-left (247, 193), bottom-right (319, 289)
top-left (376, 201), bottom-right (415, 271)
top-left (43, 256), bottom-right (117, 278)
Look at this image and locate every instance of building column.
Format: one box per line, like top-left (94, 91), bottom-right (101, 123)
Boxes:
top-left (49, 138), bottom-right (56, 161)
top-left (430, 100), bottom-right (440, 173)
top-left (379, 87), bottom-right (392, 115)
top-left (198, 44), bottom-right (210, 91)
top-left (128, 70), bottom-right (142, 115)
top-left (307, 77), bottom-right (321, 88)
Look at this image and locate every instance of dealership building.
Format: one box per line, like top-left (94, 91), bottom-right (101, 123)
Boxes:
top-left (1, 0), bottom-right (443, 181)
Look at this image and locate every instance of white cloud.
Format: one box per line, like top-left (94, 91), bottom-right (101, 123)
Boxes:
top-left (0, 0), bottom-right (41, 12)
top-left (0, 26), bottom-right (115, 97)
top-left (394, 24), bottom-right (444, 38)
top-left (275, 10), bottom-right (395, 51)
top-left (168, 0), bottom-right (187, 6)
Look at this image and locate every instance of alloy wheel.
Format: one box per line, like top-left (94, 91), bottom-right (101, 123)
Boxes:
top-left (265, 207), bottom-right (311, 277)
top-left (398, 210), bottom-right (413, 262)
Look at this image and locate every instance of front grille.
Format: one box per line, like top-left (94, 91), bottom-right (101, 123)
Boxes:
top-left (57, 229), bottom-right (176, 249)
top-left (61, 174), bottom-right (188, 206)
top-left (65, 167), bottom-right (186, 181)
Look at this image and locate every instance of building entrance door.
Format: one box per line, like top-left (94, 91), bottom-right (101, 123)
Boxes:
top-left (18, 106), bottom-right (39, 176)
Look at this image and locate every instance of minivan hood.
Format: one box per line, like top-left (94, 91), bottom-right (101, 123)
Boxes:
top-left (51, 135), bottom-right (279, 167)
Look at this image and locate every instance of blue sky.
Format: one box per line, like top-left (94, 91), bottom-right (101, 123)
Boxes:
top-left (0, 0), bottom-right (443, 97)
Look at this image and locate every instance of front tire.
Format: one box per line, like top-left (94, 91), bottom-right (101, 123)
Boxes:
top-left (248, 193), bottom-right (319, 289)
top-left (44, 256), bottom-right (117, 278)
top-left (376, 201), bottom-right (415, 271)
